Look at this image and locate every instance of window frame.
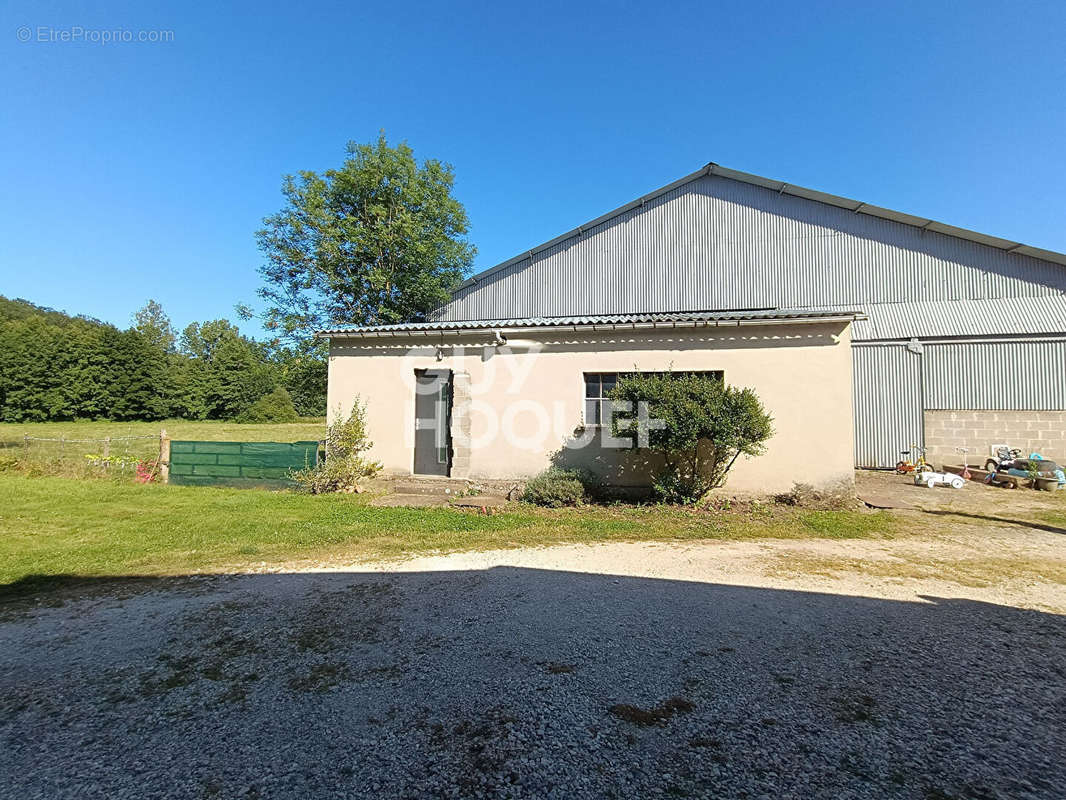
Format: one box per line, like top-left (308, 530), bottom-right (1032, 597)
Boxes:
top-left (581, 370), bottom-right (725, 428)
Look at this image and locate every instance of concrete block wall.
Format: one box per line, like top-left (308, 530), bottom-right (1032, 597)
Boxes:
top-left (924, 410), bottom-right (1066, 466)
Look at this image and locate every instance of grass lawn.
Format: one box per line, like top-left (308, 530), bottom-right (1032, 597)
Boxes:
top-left (0, 473), bottom-right (898, 598)
top-left (0, 418), bottom-right (325, 450)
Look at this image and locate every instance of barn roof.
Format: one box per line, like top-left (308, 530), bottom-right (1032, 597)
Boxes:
top-left (457, 162), bottom-right (1066, 293)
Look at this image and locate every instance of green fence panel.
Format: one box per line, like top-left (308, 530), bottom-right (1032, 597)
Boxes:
top-left (194, 464), bottom-right (243, 478)
top-left (169, 440), bottom-right (320, 489)
top-left (194, 441), bottom-right (242, 455)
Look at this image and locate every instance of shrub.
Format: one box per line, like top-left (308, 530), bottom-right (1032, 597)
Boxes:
top-left (291, 400), bottom-right (381, 493)
top-left (236, 387), bottom-right (299, 424)
top-left (521, 467), bottom-right (590, 508)
top-left (609, 371), bottom-right (774, 504)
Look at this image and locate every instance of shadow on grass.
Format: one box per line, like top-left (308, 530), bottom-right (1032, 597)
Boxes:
top-left (920, 509), bottom-right (1066, 536)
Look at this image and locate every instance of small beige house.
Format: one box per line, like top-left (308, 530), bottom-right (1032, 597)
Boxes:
top-left (321, 309), bottom-right (861, 494)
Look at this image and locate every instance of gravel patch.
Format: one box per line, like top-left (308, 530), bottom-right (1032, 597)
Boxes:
top-left (1, 540), bottom-right (1064, 799)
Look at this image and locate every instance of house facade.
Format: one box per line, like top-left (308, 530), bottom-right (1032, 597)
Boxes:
top-left (321, 164), bottom-right (1066, 490)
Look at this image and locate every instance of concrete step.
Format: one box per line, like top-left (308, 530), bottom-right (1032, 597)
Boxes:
top-left (389, 479), bottom-right (480, 496)
top-left (377, 476), bottom-right (521, 499)
top-left (370, 493), bottom-right (453, 508)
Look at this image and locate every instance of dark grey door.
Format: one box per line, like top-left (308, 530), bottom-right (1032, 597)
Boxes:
top-left (413, 370), bottom-right (451, 476)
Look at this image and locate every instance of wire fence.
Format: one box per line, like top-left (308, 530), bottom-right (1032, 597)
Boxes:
top-left (14, 432), bottom-right (167, 477)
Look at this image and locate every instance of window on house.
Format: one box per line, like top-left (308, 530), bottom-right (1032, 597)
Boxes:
top-left (583, 373), bottom-right (618, 426)
top-left (583, 371), bottom-right (724, 427)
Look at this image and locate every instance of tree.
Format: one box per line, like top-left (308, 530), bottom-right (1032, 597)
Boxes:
top-left (179, 320), bottom-right (275, 420)
top-left (104, 329), bottom-right (169, 420)
top-left (0, 316), bottom-right (66, 421)
top-left (271, 341), bottom-right (328, 417)
top-left (132, 300), bottom-right (176, 353)
top-left (609, 372), bottom-right (774, 503)
top-left (251, 134), bottom-right (475, 344)
top-left (236, 386), bottom-right (299, 424)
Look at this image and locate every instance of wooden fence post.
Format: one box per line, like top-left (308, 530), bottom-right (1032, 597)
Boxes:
top-left (159, 429), bottom-right (170, 484)
top-left (102, 436), bottom-right (110, 469)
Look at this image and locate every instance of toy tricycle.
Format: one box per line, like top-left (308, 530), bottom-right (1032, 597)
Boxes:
top-left (915, 469), bottom-right (965, 489)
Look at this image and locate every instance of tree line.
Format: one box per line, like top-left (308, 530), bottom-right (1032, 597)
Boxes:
top-left (0, 296), bottom-right (326, 423)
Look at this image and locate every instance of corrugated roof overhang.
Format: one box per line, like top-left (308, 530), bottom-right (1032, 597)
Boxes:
top-left (317, 308), bottom-right (865, 339)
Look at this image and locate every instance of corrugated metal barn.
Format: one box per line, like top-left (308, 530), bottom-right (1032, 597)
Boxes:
top-left (433, 164), bottom-right (1066, 468)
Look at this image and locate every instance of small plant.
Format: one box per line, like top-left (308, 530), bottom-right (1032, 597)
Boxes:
top-left (1025, 459), bottom-right (1043, 488)
top-left (236, 387), bottom-right (300, 424)
top-left (521, 467), bottom-right (591, 507)
top-left (135, 459), bottom-right (160, 483)
top-left (291, 399), bottom-right (381, 493)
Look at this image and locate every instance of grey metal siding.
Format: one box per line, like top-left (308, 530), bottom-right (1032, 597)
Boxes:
top-left (849, 296), bottom-right (1066, 341)
top-left (444, 174), bottom-right (1066, 324)
top-left (853, 344), bottom-right (924, 469)
top-left (923, 339), bottom-right (1066, 410)
top-left (854, 338), bottom-right (1066, 466)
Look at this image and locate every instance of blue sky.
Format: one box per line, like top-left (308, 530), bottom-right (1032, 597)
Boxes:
top-left (2, 0), bottom-right (1064, 337)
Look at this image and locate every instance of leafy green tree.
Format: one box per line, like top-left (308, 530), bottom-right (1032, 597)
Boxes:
top-left (250, 134), bottom-right (475, 343)
top-left (104, 329), bottom-right (170, 420)
top-left (0, 316), bottom-right (66, 421)
top-left (609, 372), bottom-right (774, 503)
top-left (270, 342), bottom-right (328, 417)
top-left (132, 299), bottom-right (177, 353)
top-left (236, 386), bottom-right (299, 423)
top-left (180, 320), bottom-right (275, 419)
top-left (57, 320), bottom-right (114, 419)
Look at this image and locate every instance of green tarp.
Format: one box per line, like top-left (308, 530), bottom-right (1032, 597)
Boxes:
top-left (168, 441), bottom-right (320, 489)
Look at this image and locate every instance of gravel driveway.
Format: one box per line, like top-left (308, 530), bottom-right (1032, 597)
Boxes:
top-left (1, 539), bottom-right (1064, 800)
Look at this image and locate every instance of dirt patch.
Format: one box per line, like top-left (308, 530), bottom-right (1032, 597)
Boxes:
top-left (609, 696), bottom-right (694, 726)
top-left (855, 469), bottom-right (1066, 524)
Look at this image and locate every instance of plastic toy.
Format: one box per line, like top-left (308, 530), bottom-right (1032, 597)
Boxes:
top-left (915, 469), bottom-right (965, 489)
top-left (984, 451), bottom-right (1066, 487)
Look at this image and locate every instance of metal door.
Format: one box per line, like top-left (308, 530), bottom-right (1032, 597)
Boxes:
top-left (413, 370), bottom-right (452, 476)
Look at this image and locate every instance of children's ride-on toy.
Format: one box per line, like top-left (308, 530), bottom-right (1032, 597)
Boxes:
top-left (984, 446), bottom-right (1022, 475)
top-left (896, 444), bottom-right (932, 474)
top-left (983, 451), bottom-right (1066, 488)
top-left (915, 469), bottom-right (965, 489)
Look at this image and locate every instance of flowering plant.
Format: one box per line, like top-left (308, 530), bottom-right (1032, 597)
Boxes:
top-left (135, 459), bottom-right (160, 483)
